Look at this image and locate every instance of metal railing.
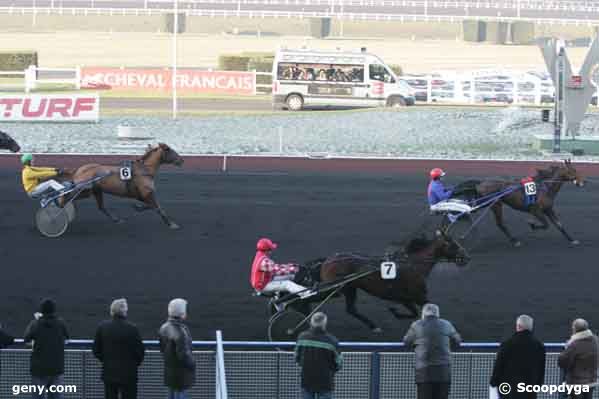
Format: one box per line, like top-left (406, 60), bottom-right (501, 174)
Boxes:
top-left (2, 338), bottom-right (590, 399)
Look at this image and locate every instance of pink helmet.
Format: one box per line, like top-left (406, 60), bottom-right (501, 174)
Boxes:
top-left (257, 238), bottom-right (277, 251)
top-left (430, 168), bottom-right (445, 180)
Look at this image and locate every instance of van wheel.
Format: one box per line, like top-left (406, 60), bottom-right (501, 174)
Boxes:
top-left (286, 94), bottom-right (304, 111)
top-left (387, 96), bottom-right (406, 108)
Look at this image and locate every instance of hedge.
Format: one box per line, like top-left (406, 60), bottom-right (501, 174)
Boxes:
top-left (0, 51), bottom-right (38, 71)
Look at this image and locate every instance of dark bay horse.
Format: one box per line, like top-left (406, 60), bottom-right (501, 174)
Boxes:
top-left (0, 131), bottom-right (20, 152)
top-left (64, 143), bottom-right (184, 229)
top-left (296, 230), bottom-right (469, 333)
top-left (459, 160), bottom-right (584, 247)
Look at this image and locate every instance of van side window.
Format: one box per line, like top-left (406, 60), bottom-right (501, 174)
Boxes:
top-left (277, 63), bottom-right (364, 82)
top-left (369, 64), bottom-right (395, 83)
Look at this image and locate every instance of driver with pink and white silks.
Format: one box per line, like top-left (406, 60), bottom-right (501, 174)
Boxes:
top-left (250, 238), bottom-right (307, 295)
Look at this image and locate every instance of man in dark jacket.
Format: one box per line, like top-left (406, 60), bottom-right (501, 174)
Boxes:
top-left (558, 318), bottom-right (598, 399)
top-left (403, 303), bottom-right (462, 399)
top-left (93, 298), bottom-right (145, 399)
top-left (490, 315), bottom-right (546, 399)
top-left (295, 312), bottom-right (342, 399)
top-left (23, 298), bottom-right (69, 399)
top-left (158, 298), bottom-right (195, 399)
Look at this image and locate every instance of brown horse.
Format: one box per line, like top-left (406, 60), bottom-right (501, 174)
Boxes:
top-left (295, 230), bottom-right (469, 333)
top-left (64, 143), bottom-right (184, 229)
top-left (458, 160), bottom-right (584, 247)
top-left (0, 131), bottom-right (20, 152)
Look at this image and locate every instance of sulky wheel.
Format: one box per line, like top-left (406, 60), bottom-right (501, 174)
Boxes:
top-left (444, 213), bottom-right (480, 252)
top-left (268, 310), bottom-right (309, 342)
top-left (35, 203), bottom-right (69, 238)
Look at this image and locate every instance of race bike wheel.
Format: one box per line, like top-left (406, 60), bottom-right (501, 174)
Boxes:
top-left (268, 310), bottom-right (308, 342)
top-left (444, 213), bottom-right (481, 252)
top-left (36, 203), bottom-right (69, 238)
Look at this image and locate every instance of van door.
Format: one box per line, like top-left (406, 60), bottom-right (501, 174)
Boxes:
top-left (368, 64), bottom-right (397, 106)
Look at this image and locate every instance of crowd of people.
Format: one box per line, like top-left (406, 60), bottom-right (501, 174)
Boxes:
top-left (278, 63), bottom-right (364, 83)
top-left (0, 300), bottom-right (597, 399)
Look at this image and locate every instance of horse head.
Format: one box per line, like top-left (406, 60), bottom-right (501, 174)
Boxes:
top-left (143, 143), bottom-right (184, 167)
top-left (561, 159), bottom-right (584, 187)
top-left (431, 229), bottom-right (470, 267)
top-left (388, 230), bottom-right (469, 268)
top-left (0, 130), bottom-right (21, 153)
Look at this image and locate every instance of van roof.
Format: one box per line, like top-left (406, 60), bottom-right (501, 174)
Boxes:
top-left (276, 48), bottom-right (380, 64)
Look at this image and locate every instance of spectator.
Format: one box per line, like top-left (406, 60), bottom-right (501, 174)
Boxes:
top-left (159, 298), bottom-right (195, 399)
top-left (490, 315), bottom-right (546, 399)
top-left (295, 312), bottom-right (342, 399)
top-left (0, 322), bottom-right (15, 383)
top-left (558, 319), bottom-right (598, 399)
top-left (403, 303), bottom-right (461, 399)
top-left (93, 298), bottom-right (145, 399)
top-left (317, 69), bottom-right (327, 81)
top-left (23, 298), bottom-right (69, 399)
top-left (0, 322), bottom-right (14, 348)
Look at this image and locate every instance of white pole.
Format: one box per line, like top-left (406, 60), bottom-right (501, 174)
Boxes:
top-left (32, 0), bottom-right (36, 27)
top-left (172, 0), bottom-right (178, 120)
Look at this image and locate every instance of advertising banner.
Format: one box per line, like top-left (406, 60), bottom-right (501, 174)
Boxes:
top-left (0, 93), bottom-right (99, 122)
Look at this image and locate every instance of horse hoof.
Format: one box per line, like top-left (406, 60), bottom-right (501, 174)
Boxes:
top-left (169, 223), bottom-right (180, 230)
top-left (372, 327), bottom-right (383, 334)
top-left (513, 241), bottom-right (522, 248)
top-left (571, 240), bottom-right (580, 246)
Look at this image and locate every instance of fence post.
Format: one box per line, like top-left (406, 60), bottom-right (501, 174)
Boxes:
top-left (426, 75), bottom-right (432, 104)
top-left (24, 65), bottom-right (36, 93)
top-left (369, 351), bottom-right (380, 399)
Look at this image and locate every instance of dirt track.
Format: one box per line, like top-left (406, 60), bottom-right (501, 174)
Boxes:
top-left (0, 167), bottom-right (597, 343)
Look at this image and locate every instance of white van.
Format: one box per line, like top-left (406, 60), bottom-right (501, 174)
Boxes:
top-left (272, 48), bottom-right (415, 111)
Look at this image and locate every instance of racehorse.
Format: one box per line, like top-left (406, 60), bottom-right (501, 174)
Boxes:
top-left (63, 143), bottom-right (184, 229)
top-left (295, 230), bottom-right (469, 333)
top-left (457, 159), bottom-right (584, 247)
top-left (0, 131), bottom-right (21, 152)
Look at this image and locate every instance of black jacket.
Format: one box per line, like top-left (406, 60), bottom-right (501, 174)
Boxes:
top-left (295, 327), bottom-right (342, 393)
top-left (92, 316), bottom-right (145, 383)
top-left (158, 317), bottom-right (195, 390)
top-left (23, 315), bottom-right (69, 377)
top-left (0, 327), bottom-right (14, 349)
top-left (490, 330), bottom-right (546, 399)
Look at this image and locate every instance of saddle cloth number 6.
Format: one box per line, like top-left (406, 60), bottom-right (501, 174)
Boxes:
top-left (119, 167), bottom-right (132, 181)
top-left (524, 182), bottom-right (537, 196)
top-left (380, 261), bottom-right (397, 280)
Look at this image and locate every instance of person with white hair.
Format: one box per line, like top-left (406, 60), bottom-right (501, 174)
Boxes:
top-left (295, 312), bottom-right (342, 399)
top-left (158, 298), bottom-right (195, 399)
top-left (490, 315), bottom-right (546, 398)
top-left (558, 318), bottom-right (598, 399)
top-left (403, 303), bottom-right (462, 399)
top-left (92, 298), bottom-right (145, 399)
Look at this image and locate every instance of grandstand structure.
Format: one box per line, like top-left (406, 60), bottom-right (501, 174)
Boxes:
top-left (1, 0), bottom-right (599, 24)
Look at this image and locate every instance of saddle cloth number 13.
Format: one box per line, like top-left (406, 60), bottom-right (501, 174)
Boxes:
top-left (524, 182), bottom-right (537, 196)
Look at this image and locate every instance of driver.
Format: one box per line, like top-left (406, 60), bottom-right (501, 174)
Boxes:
top-left (21, 153), bottom-right (65, 198)
top-left (428, 168), bottom-right (453, 206)
top-left (251, 238), bottom-right (309, 297)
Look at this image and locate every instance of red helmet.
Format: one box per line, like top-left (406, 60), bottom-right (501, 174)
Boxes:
top-left (429, 168), bottom-right (445, 180)
top-left (256, 238), bottom-right (277, 251)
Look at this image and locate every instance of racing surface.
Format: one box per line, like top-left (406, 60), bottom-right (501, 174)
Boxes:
top-left (1, 168), bottom-right (597, 343)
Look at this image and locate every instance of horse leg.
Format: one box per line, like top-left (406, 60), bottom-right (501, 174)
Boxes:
top-left (388, 302), bottom-right (420, 319)
top-left (545, 208), bottom-right (579, 245)
top-left (528, 207), bottom-right (549, 231)
top-left (143, 192), bottom-right (180, 230)
top-left (492, 203), bottom-right (521, 247)
top-left (93, 189), bottom-right (123, 224)
top-left (343, 287), bottom-right (381, 333)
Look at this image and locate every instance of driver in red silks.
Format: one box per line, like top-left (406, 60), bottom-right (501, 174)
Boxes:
top-left (251, 238), bottom-right (308, 296)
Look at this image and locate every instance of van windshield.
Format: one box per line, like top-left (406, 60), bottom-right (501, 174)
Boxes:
top-left (369, 64), bottom-right (395, 84)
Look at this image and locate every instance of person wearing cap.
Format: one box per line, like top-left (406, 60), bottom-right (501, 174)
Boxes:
top-left (250, 237), bottom-right (308, 296)
top-left (295, 312), bottom-right (342, 399)
top-left (20, 153), bottom-right (65, 197)
top-left (23, 298), bottom-right (70, 399)
top-left (427, 168), bottom-right (453, 206)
